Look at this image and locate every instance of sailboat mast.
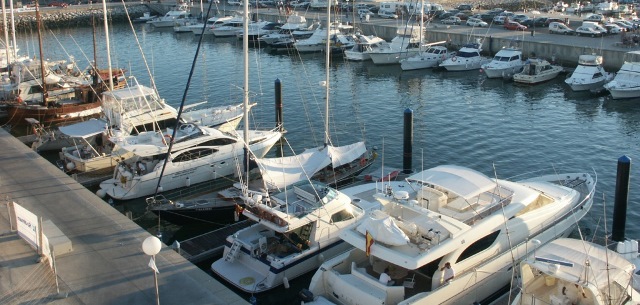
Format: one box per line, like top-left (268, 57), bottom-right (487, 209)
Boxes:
top-left (1, 0), bottom-right (9, 68)
top-left (9, 0), bottom-right (17, 59)
top-left (323, 0), bottom-right (330, 147)
top-left (35, 0), bottom-right (47, 106)
top-left (102, 0), bottom-right (113, 90)
top-left (243, 0), bottom-right (249, 177)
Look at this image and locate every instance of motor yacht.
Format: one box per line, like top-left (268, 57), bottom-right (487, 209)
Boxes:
top-left (400, 44), bottom-right (454, 70)
top-left (344, 34), bottom-right (386, 61)
top-left (565, 54), bottom-right (613, 92)
top-left (302, 164), bottom-right (596, 305)
top-left (513, 58), bottom-right (564, 85)
top-left (439, 41), bottom-right (491, 71)
top-left (147, 4), bottom-right (191, 28)
top-left (481, 47), bottom-right (525, 79)
top-left (368, 26), bottom-right (424, 65)
top-left (603, 51), bottom-right (640, 99)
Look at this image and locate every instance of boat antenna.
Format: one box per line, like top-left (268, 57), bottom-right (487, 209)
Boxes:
top-left (1, 0), bottom-right (10, 68)
top-left (152, 0), bottom-right (219, 197)
top-left (8, 0), bottom-right (17, 60)
top-left (120, 0), bottom-right (159, 94)
top-left (35, 0), bottom-right (47, 107)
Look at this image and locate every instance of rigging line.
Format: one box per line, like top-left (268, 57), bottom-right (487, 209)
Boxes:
top-left (121, 0), bottom-right (159, 95)
top-left (602, 192), bottom-right (611, 304)
top-left (67, 35), bottom-right (103, 99)
top-left (48, 30), bottom-right (87, 78)
top-left (492, 162), bottom-right (517, 304)
top-left (153, 0), bottom-right (218, 198)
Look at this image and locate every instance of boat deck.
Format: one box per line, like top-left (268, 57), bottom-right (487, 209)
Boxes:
top-left (178, 220), bottom-right (253, 263)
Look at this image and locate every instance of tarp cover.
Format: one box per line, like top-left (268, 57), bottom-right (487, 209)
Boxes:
top-left (58, 119), bottom-right (108, 138)
top-left (406, 165), bottom-right (496, 200)
top-left (257, 142), bottom-right (366, 190)
top-left (356, 210), bottom-right (409, 246)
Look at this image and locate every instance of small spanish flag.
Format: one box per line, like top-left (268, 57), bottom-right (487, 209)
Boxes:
top-left (366, 230), bottom-right (374, 257)
top-left (234, 204), bottom-right (244, 222)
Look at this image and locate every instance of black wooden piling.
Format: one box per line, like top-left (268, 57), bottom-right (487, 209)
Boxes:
top-left (612, 155), bottom-right (631, 242)
top-left (275, 78), bottom-right (284, 132)
top-left (403, 108), bottom-right (413, 174)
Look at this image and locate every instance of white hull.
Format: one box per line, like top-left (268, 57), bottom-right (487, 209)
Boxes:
top-left (483, 65), bottom-right (523, 78)
top-left (213, 29), bottom-right (241, 37)
top-left (607, 86), bottom-right (640, 99)
top-left (344, 51), bottom-right (370, 61)
top-left (441, 58), bottom-right (489, 71)
top-left (148, 20), bottom-right (177, 28)
top-left (567, 79), bottom-right (607, 92)
top-left (99, 131), bottom-right (281, 200)
top-left (369, 50), bottom-right (418, 65)
top-left (400, 58), bottom-right (439, 70)
top-left (295, 43), bottom-right (325, 53)
top-left (60, 145), bottom-right (129, 173)
top-left (513, 70), bottom-right (561, 84)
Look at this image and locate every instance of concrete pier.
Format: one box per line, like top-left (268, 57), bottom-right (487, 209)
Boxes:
top-left (0, 128), bottom-right (247, 305)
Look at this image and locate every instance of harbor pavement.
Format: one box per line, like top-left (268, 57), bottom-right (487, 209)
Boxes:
top-left (0, 128), bottom-right (247, 305)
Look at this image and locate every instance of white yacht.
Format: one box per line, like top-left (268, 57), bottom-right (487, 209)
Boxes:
top-left (400, 44), bottom-right (454, 71)
top-left (481, 47), bottom-right (525, 79)
top-left (211, 15), bottom-right (245, 37)
top-left (368, 26), bottom-right (424, 65)
top-left (344, 34), bottom-right (386, 61)
top-left (511, 238), bottom-right (640, 305)
top-left (294, 23), bottom-right (353, 53)
top-left (147, 4), bottom-right (191, 28)
top-left (211, 180), bottom-right (381, 293)
top-left (604, 52), bottom-right (640, 99)
top-left (258, 14), bottom-right (310, 45)
top-left (513, 58), bottom-right (564, 85)
top-left (439, 41), bottom-right (491, 71)
top-left (98, 124), bottom-right (282, 200)
top-left (189, 16), bottom-right (233, 35)
top-left (565, 54), bottom-right (613, 92)
top-left (302, 164), bottom-right (596, 305)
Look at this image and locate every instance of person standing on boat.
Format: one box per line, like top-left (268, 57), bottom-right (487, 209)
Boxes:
top-left (379, 268), bottom-right (392, 285)
top-left (441, 262), bottom-right (455, 284)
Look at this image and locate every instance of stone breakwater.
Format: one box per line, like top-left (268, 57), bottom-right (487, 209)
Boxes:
top-left (12, 4), bottom-right (151, 29)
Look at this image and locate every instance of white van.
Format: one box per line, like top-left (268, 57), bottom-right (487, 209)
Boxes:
top-left (582, 21), bottom-right (608, 34)
top-left (549, 22), bottom-right (574, 34)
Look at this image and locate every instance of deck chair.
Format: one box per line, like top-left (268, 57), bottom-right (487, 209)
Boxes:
top-left (403, 274), bottom-right (416, 288)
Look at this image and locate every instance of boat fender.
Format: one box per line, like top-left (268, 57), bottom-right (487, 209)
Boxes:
top-left (451, 56), bottom-right (457, 62)
top-left (66, 162), bottom-right (76, 171)
top-left (318, 253), bottom-right (325, 263)
top-left (96, 189), bottom-right (107, 198)
top-left (283, 276), bottom-right (290, 289)
top-left (185, 176), bottom-right (191, 187)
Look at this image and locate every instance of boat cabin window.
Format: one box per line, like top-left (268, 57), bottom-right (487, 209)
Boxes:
top-left (458, 51), bottom-right (479, 58)
top-left (131, 118), bottom-right (179, 135)
top-left (593, 72), bottom-right (603, 79)
top-left (249, 138), bottom-right (266, 145)
top-left (199, 138), bottom-right (237, 146)
top-left (29, 85), bottom-right (44, 94)
top-left (511, 55), bottom-right (521, 61)
top-left (456, 230), bottom-right (501, 263)
top-left (330, 208), bottom-right (355, 223)
top-left (172, 148), bottom-right (217, 163)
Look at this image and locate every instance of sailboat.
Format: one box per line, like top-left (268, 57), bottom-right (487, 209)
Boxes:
top-left (208, 2), bottom-right (380, 294)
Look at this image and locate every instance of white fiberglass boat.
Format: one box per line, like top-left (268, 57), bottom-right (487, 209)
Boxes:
top-left (439, 41), bottom-right (491, 71)
top-left (400, 44), bottom-right (454, 71)
top-left (98, 124), bottom-right (281, 200)
top-left (604, 55), bottom-right (640, 99)
top-left (481, 47), bottom-right (524, 79)
top-left (513, 58), bottom-right (564, 85)
top-left (294, 23), bottom-right (352, 53)
top-left (211, 180), bottom-right (381, 293)
top-left (565, 54), bottom-right (613, 92)
top-left (511, 238), bottom-right (640, 305)
top-left (147, 4), bottom-right (190, 28)
top-left (344, 34), bottom-right (386, 61)
top-left (302, 164), bottom-right (596, 305)
top-left (368, 26), bottom-right (424, 65)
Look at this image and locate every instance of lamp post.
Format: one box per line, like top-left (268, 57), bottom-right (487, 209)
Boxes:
top-left (142, 236), bottom-right (162, 305)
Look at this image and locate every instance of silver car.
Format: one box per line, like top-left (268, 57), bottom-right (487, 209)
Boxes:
top-left (466, 17), bottom-right (488, 27)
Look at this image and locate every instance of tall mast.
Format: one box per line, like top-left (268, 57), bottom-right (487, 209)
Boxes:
top-left (35, 0), bottom-right (47, 106)
top-left (243, 0), bottom-right (249, 178)
top-left (2, 0), bottom-right (10, 68)
top-left (9, 0), bottom-right (17, 59)
top-left (102, 0), bottom-right (113, 90)
top-left (323, 0), bottom-right (330, 147)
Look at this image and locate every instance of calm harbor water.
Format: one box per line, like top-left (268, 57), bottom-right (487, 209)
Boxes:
top-left (23, 22), bottom-right (640, 304)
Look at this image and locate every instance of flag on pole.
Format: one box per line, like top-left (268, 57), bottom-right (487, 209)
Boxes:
top-left (366, 230), bottom-right (374, 257)
top-left (148, 257), bottom-right (159, 274)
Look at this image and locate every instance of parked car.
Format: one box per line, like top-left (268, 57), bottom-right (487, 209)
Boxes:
top-left (512, 14), bottom-right (529, 23)
top-left (583, 13), bottom-right (604, 23)
top-left (604, 23), bottom-right (623, 34)
top-left (456, 4), bottom-right (473, 11)
top-left (532, 16), bottom-right (550, 27)
top-left (437, 12), bottom-right (455, 20)
top-left (454, 12), bottom-right (469, 21)
top-left (48, 1), bottom-right (68, 7)
top-left (466, 17), bottom-right (488, 27)
top-left (493, 15), bottom-right (507, 25)
top-left (441, 16), bottom-right (462, 25)
top-left (504, 21), bottom-right (527, 30)
top-left (480, 13), bottom-right (495, 23)
top-left (575, 26), bottom-right (604, 36)
top-left (377, 10), bottom-right (398, 19)
top-left (544, 18), bottom-right (565, 27)
top-left (520, 19), bottom-right (535, 27)
top-left (290, 1), bottom-right (309, 8)
top-left (548, 22), bottom-right (574, 34)
top-left (613, 21), bottom-right (633, 31)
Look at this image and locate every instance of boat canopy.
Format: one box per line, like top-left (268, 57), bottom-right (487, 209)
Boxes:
top-left (527, 238), bottom-right (635, 291)
top-left (356, 210), bottom-right (409, 246)
top-left (257, 142), bottom-right (366, 190)
top-left (406, 165), bottom-right (496, 200)
top-left (578, 54), bottom-right (602, 66)
top-left (58, 118), bottom-right (108, 138)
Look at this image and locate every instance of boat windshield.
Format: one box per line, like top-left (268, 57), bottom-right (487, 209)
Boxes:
top-left (458, 50), bottom-right (479, 57)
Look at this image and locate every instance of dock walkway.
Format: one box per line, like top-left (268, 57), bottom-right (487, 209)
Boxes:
top-left (0, 128), bottom-right (248, 305)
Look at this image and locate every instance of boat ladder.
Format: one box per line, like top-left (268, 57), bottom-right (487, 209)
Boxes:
top-left (224, 240), bottom-right (242, 263)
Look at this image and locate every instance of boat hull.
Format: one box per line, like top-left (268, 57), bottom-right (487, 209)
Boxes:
top-left (370, 51), bottom-right (418, 65)
top-left (483, 65), bottom-right (523, 78)
top-left (3, 100), bottom-right (102, 126)
top-left (513, 71), bottom-right (562, 84)
top-left (400, 57), bottom-right (440, 70)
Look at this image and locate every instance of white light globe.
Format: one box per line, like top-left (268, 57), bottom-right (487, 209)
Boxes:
top-left (142, 236), bottom-right (162, 256)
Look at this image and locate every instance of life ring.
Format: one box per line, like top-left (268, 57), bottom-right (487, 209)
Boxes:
top-left (162, 134), bottom-right (172, 145)
top-left (359, 157), bottom-right (367, 166)
top-left (451, 56), bottom-right (457, 62)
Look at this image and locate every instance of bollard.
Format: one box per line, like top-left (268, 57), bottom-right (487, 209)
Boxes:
top-left (612, 155), bottom-right (631, 242)
top-left (402, 108), bottom-right (413, 174)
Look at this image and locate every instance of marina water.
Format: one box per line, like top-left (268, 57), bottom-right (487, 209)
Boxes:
top-left (23, 22), bottom-right (640, 304)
